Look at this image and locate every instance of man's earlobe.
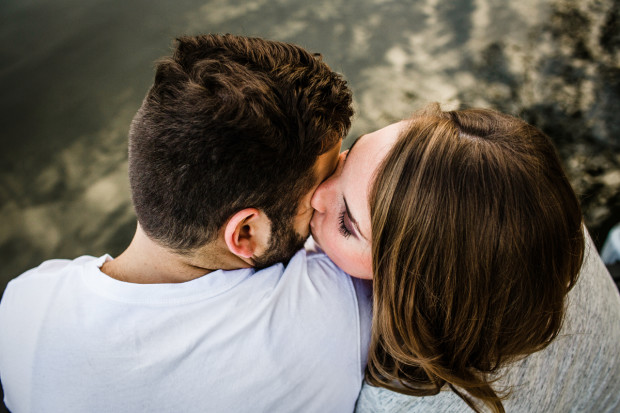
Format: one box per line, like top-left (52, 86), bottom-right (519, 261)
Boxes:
top-left (223, 208), bottom-right (271, 260)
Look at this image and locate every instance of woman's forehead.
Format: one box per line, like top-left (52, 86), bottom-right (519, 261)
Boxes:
top-left (342, 120), bottom-right (407, 231)
top-left (347, 120), bottom-right (407, 168)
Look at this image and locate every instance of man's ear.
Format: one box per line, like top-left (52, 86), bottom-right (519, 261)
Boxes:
top-left (223, 208), bottom-right (271, 260)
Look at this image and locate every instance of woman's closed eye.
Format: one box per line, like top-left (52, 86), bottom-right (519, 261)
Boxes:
top-left (338, 210), bottom-right (353, 238)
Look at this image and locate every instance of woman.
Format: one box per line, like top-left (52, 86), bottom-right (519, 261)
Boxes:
top-left (310, 105), bottom-right (620, 412)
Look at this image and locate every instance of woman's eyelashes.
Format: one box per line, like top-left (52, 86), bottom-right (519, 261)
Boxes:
top-left (338, 211), bottom-right (352, 238)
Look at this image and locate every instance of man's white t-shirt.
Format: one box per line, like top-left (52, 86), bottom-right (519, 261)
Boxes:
top-left (0, 248), bottom-right (371, 413)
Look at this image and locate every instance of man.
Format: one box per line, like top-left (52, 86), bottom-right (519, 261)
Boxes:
top-left (0, 34), bottom-right (371, 412)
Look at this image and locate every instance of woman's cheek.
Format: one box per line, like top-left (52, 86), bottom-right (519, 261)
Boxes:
top-left (339, 244), bottom-right (372, 279)
top-left (332, 242), bottom-right (366, 278)
top-left (324, 229), bottom-right (348, 268)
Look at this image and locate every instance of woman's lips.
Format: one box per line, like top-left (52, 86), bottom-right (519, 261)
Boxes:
top-left (309, 215), bottom-right (320, 244)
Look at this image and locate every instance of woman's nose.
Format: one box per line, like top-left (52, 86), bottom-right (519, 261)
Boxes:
top-left (311, 150), bottom-right (345, 213)
top-left (310, 179), bottom-right (329, 213)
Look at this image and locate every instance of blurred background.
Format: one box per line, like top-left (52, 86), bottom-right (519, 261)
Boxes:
top-left (1, 0), bottom-right (619, 299)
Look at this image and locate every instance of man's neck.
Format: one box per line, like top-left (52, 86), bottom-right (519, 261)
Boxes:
top-left (100, 225), bottom-right (250, 284)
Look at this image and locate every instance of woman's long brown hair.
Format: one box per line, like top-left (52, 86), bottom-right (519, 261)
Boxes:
top-left (367, 105), bottom-right (585, 413)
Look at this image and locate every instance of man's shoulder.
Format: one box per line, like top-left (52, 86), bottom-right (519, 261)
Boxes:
top-left (249, 247), bottom-right (365, 317)
top-left (278, 247), bottom-right (354, 292)
top-left (302, 237), bottom-right (349, 276)
top-left (3, 255), bottom-right (106, 297)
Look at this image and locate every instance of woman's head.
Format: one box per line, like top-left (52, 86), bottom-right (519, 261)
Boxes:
top-left (310, 121), bottom-right (408, 278)
top-left (312, 104), bottom-right (584, 412)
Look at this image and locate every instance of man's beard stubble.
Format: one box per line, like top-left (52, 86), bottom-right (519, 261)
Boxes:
top-left (251, 217), bottom-right (307, 269)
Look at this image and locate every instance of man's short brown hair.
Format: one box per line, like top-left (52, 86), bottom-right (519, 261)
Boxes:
top-left (128, 34), bottom-right (353, 251)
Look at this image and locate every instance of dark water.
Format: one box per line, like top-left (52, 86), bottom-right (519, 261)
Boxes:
top-left (1, 0), bottom-right (619, 297)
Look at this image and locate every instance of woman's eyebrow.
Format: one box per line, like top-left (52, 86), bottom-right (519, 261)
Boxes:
top-left (343, 196), bottom-right (368, 241)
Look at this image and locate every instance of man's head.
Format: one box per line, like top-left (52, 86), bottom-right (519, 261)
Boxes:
top-left (128, 34), bottom-right (352, 267)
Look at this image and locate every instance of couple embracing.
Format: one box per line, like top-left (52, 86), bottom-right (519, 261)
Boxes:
top-left (1, 34), bottom-right (619, 413)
